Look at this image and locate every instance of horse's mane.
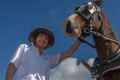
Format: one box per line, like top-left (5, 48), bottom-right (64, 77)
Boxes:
top-left (101, 11), bottom-right (117, 40)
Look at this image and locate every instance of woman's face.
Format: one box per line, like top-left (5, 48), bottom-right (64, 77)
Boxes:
top-left (35, 33), bottom-right (49, 49)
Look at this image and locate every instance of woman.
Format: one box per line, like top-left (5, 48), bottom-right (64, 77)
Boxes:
top-left (6, 27), bottom-right (84, 80)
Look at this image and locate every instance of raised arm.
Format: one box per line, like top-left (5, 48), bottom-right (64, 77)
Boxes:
top-left (59, 37), bottom-right (85, 62)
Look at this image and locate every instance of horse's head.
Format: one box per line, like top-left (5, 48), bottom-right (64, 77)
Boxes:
top-left (64, 1), bottom-right (103, 38)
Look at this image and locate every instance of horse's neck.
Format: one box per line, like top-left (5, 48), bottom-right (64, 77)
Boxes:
top-left (94, 36), bottom-right (119, 61)
top-left (94, 13), bottom-right (120, 61)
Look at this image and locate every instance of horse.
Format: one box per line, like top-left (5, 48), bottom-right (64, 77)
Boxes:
top-left (64, 0), bottom-right (120, 80)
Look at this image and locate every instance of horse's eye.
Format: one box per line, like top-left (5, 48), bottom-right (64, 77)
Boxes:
top-left (75, 5), bottom-right (86, 12)
top-left (98, 15), bottom-right (102, 21)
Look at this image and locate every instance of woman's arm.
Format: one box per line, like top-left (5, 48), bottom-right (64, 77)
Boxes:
top-left (59, 37), bottom-right (85, 62)
top-left (6, 63), bottom-right (17, 80)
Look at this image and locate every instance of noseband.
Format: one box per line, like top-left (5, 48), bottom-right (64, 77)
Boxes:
top-left (75, 2), bottom-right (101, 20)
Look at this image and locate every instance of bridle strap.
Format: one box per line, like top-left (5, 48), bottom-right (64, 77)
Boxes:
top-left (84, 28), bottom-right (120, 46)
top-left (79, 27), bottom-right (120, 50)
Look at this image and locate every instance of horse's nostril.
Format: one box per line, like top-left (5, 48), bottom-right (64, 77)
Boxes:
top-left (65, 21), bottom-right (73, 33)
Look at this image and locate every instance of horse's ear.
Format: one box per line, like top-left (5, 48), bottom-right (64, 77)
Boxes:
top-left (94, 0), bottom-right (104, 7)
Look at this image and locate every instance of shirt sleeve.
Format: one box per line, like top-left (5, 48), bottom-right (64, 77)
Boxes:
top-left (9, 44), bottom-right (29, 68)
top-left (48, 53), bottom-right (61, 69)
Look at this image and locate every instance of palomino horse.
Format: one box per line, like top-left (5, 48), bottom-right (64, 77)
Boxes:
top-left (64, 0), bottom-right (120, 80)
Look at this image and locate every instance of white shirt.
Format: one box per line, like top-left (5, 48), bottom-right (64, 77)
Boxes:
top-left (10, 44), bottom-right (60, 80)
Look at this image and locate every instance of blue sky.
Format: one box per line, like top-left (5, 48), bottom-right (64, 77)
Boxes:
top-left (0, 0), bottom-right (120, 80)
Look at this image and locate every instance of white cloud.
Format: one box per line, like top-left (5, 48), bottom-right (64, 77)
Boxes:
top-left (50, 58), bottom-right (96, 80)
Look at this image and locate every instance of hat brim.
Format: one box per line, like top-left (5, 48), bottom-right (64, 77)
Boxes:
top-left (28, 28), bottom-right (55, 48)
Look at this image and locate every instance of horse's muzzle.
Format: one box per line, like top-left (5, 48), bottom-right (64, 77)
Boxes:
top-left (64, 20), bottom-right (81, 37)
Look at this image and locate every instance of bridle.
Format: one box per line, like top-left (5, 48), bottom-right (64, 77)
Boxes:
top-left (74, 1), bottom-right (120, 48)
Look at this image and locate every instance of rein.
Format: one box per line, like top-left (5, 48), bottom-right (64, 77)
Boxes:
top-left (79, 27), bottom-right (120, 50)
top-left (83, 28), bottom-right (120, 46)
